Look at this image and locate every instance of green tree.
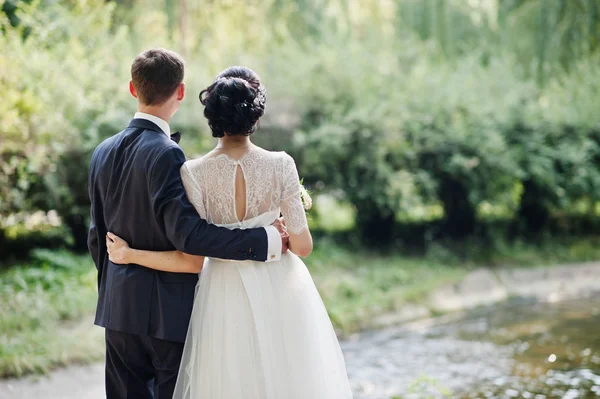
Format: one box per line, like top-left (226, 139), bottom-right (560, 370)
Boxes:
top-left (0, 0), bottom-right (133, 249)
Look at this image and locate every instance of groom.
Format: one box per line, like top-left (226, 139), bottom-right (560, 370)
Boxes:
top-left (87, 48), bottom-right (287, 399)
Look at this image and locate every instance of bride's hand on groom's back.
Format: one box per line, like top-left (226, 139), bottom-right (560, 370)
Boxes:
top-left (106, 232), bottom-right (131, 264)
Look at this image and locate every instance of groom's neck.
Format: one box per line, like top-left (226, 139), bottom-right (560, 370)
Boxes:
top-left (137, 104), bottom-right (173, 123)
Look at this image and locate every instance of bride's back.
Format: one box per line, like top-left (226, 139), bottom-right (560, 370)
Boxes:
top-left (181, 146), bottom-right (301, 230)
top-left (181, 66), bottom-right (307, 234)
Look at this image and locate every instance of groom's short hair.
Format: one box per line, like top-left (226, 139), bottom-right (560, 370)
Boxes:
top-left (131, 48), bottom-right (184, 106)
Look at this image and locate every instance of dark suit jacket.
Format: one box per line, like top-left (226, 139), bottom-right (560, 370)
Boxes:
top-left (87, 118), bottom-right (268, 342)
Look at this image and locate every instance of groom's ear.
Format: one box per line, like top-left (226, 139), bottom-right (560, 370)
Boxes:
top-left (176, 83), bottom-right (185, 101)
top-left (129, 81), bottom-right (138, 99)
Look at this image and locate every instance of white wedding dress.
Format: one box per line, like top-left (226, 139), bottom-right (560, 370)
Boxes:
top-left (172, 147), bottom-right (353, 399)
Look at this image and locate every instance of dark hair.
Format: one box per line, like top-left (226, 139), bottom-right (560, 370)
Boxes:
top-left (131, 48), bottom-right (185, 106)
top-left (199, 66), bottom-right (266, 138)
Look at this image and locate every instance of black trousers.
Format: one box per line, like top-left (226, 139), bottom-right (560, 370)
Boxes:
top-left (105, 329), bottom-right (184, 399)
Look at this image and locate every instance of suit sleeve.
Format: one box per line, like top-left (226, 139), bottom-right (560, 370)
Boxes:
top-left (87, 158), bottom-right (102, 273)
top-left (149, 146), bottom-right (269, 261)
top-left (87, 211), bottom-right (101, 270)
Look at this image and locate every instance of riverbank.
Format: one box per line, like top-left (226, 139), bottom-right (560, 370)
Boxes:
top-left (2, 239), bottom-right (600, 379)
top-left (2, 295), bottom-right (598, 399)
top-left (372, 261), bottom-right (600, 329)
top-left (0, 246), bottom-right (463, 378)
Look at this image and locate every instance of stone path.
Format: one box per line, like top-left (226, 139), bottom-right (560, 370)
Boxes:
top-left (0, 363), bottom-right (105, 399)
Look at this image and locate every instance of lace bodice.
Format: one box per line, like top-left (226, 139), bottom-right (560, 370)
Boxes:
top-left (180, 147), bottom-right (308, 235)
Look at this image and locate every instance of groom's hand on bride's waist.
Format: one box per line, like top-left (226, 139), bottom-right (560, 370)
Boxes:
top-left (272, 217), bottom-right (289, 254)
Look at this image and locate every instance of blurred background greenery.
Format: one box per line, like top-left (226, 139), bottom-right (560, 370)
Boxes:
top-left (1, 0), bottom-right (600, 379)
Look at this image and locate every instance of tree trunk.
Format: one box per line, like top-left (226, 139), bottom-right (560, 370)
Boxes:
top-left (438, 177), bottom-right (476, 238)
top-left (517, 179), bottom-right (550, 233)
top-left (64, 214), bottom-right (89, 253)
top-left (355, 201), bottom-right (396, 247)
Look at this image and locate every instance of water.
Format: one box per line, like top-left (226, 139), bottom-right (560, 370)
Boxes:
top-left (342, 297), bottom-right (600, 399)
top-left (454, 298), bottom-right (600, 399)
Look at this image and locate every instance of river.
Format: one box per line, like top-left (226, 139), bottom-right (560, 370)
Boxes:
top-left (343, 296), bottom-right (600, 399)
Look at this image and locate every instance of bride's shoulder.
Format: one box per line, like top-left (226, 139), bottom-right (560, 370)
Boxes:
top-left (183, 156), bottom-right (203, 168)
top-left (261, 148), bottom-right (293, 161)
top-left (181, 154), bottom-right (210, 174)
top-left (244, 146), bottom-right (286, 161)
top-left (273, 150), bottom-right (296, 166)
top-left (254, 149), bottom-right (296, 169)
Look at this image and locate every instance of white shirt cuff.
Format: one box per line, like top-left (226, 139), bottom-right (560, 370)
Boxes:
top-left (264, 226), bottom-right (282, 262)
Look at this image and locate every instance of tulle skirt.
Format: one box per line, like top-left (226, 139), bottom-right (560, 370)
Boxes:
top-left (172, 252), bottom-right (353, 399)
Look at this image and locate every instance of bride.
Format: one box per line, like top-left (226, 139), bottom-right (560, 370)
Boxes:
top-left (105, 66), bottom-right (353, 398)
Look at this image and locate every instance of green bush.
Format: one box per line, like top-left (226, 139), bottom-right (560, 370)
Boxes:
top-left (280, 41), bottom-right (600, 244)
top-left (0, 224), bottom-right (70, 264)
top-left (508, 56), bottom-right (600, 233)
top-left (0, 0), bottom-right (134, 249)
top-left (2, 0), bottom-right (600, 254)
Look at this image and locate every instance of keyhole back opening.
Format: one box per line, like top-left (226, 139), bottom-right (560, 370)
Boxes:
top-left (234, 164), bottom-right (247, 222)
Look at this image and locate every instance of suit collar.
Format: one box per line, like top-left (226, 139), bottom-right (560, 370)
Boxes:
top-left (127, 118), bottom-right (168, 136)
top-left (127, 119), bottom-right (182, 144)
top-left (133, 112), bottom-right (170, 136)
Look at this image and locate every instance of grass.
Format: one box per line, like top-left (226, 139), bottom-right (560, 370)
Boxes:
top-left (2, 235), bottom-right (600, 378)
top-left (448, 235), bottom-right (600, 268)
top-left (306, 242), bottom-right (466, 334)
top-left (0, 250), bottom-right (103, 378)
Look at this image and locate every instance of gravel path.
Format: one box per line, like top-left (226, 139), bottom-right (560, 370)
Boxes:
top-left (0, 363), bottom-right (105, 399)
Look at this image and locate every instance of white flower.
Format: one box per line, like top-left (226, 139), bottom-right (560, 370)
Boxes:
top-left (300, 184), bottom-right (313, 210)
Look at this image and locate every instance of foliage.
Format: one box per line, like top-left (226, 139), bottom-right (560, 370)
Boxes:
top-left (0, 250), bottom-right (102, 377)
top-left (284, 40), bottom-right (600, 242)
top-left (1, 0), bottom-right (600, 252)
top-left (0, 0), bottom-right (134, 249)
top-left (1, 0), bottom-right (34, 27)
top-left (0, 221), bottom-right (70, 264)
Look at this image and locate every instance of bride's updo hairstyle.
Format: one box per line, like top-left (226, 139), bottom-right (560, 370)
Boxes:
top-left (199, 66), bottom-right (266, 138)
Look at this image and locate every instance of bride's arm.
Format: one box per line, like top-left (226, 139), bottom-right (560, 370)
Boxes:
top-left (106, 232), bottom-right (204, 273)
top-left (287, 229), bottom-right (313, 258)
top-left (280, 154), bottom-right (313, 258)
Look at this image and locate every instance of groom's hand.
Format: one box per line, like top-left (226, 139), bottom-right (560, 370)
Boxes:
top-left (272, 217), bottom-right (289, 253)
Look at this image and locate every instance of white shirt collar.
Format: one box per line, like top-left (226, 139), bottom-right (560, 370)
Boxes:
top-left (134, 112), bottom-right (170, 137)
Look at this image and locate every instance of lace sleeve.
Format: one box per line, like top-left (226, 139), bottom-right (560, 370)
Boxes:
top-left (280, 154), bottom-right (308, 235)
top-left (180, 163), bottom-right (208, 221)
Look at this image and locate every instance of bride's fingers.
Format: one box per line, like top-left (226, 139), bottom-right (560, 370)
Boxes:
top-left (107, 232), bottom-right (129, 248)
top-left (106, 235), bottom-right (116, 247)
